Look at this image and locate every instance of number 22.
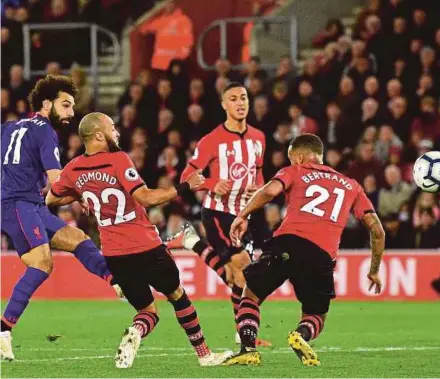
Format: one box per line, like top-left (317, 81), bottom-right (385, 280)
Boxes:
top-left (83, 188), bottom-right (135, 226)
top-left (300, 184), bottom-right (345, 222)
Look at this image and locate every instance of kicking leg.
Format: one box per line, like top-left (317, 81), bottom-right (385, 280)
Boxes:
top-left (1, 244), bottom-right (52, 361)
top-left (50, 225), bottom-right (113, 282)
top-left (167, 286), bottom-right (232, 366)
top-left (115, 301), bottom-right (159, 369)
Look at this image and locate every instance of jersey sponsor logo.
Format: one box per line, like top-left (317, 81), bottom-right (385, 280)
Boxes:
top-left (54, 147), bottom-right (60, 162)
top-left (229, 162), bottom-right (254, 181)
top-left (125, 168), bottom-right (139, 181)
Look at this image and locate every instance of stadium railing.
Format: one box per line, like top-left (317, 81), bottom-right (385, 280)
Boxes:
top-left (196, 16), bottom-right (298, 71)
top-left (22, 23), bottom-right (122, 109)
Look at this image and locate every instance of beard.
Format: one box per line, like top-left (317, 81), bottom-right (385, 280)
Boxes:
top-left (105, 135), bottom-right (121, 153)
top-left (49, 105), bottom-right (71, 129)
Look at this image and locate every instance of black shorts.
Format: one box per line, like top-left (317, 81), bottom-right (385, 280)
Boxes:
top-left (201, 207), bottom-right (251, 263)
top-left (244, 234), bottom-right (336, 315)
top-left (105, 245), bottom-right (180, 310)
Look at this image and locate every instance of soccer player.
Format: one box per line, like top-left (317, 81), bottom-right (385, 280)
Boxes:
top-left (223, 134), bottom-right (385, 366)
top-left (46, 112), bottom-right (233, 368)
top-left (180, 82), bottom-right (271, 346)
top-left (0, 76), bottom-right (119, 362)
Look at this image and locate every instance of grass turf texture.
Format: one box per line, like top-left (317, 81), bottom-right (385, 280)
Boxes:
top-left (1, 300), bottom-right (439, 378)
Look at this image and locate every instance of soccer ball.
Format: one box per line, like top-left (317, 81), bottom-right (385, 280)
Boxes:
top-left (413, 151), bottom-right (440, 193)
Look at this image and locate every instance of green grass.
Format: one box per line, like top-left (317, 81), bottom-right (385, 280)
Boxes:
top-left (1, 300), bottom-right (440, 378)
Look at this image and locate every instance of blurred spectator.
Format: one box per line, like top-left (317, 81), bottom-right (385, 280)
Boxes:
top-left (363, 174), bottom-right (379, 208)
top-left (188, 78), bottom-right (209, 112)
top-left (363, 75), bottom-right (380, 100)
top-left (8, 64), bottom-right (29, 102)
top-left (320, 102), bottom-right (355, 150)
top-left (419, 47), bottom-right (439, 83)
top-left (416, 73), bottom-right (436, 101)
top-left (60, 134), bottom-right (83, 166)
top-left (157, 146), bottom-right (183, 184)
top-left (335, 76), bottom-right (361, 125)
top-left (295, 80), bottom-right (325, 122)
top-left (312, 19), bottom-right (345, 48)
top-left (140, 0), bottom-right (194, 72)
top-left (241, 56), bottom-right (268, 88)
top-left (414, 208), bottom-right (440, 248)
top-left (411, 9), bottom-right (432, 44)
top-left (413, 192), bottom-right (440, 228)
top-left (71, 65), bottom-right (92, 116)
top-left (325, 148), bottom-right (346, 172)
top-left (378, 164), bottom-right (414, 218)
top-left (387, 17), bottom-right (410, 63)
top-left (386, 96), bottom-right (413, 142)
top-left (269, 80), bottom-right (290, 125)
top-left (186, 104), bottom-right (208, 142)
top-left (287, 104), bottom-right (318, 138)
top-left (46, 61), bottom-right (61, 75)
top-left (375, 125), bottom-right (403, 164)
top-left (270, 54), bottom-right (295, 84)
top-left (167, 59), bottom-right (189, 99)
top-left (148, 208), bottom-right (167, 237)
top-left (411, 96), bottom-right (440, 142)
top-left (347, 142), bottom-right (384, 187)
top-left (248, 95), bottom-right (275, 133)
top-left (117, 105), bottom-right (139, 151)
top-left (361, 97), bottom-right (381, 128)
top-left (1, 87), bottom-right (12, 120)
top-left (385, 78), bottom-right (403, 105)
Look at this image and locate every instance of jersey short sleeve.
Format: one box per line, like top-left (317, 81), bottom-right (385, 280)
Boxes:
top-left (352, 183), bottom-right (375, 219)
top-left (272, 166), bottom-right (297, 191)
top-left (115, 152), bottom-right (146, 194)
top-left (256, 134), bottom-right (266, 168)
top-left (50, 164), bottom-right (77, 198)
top-left (37, 124), bottom-right (62, 171)
top-left (188, 136), bottom-right (212, 170)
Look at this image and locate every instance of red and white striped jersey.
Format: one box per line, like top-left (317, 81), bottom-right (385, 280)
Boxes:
top-left (188, 124), bottom-right (266, 215)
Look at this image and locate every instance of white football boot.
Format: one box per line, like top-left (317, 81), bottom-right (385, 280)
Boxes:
top-left (115, 327), bottom-right (141, 368)
top-left (198, 350), bottom-right (234, 367)
top-left (0, 331), bottom-right (14, 361)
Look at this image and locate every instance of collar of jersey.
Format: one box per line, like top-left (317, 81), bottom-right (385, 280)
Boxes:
top-left (222, 123), bottom-right (248, 138)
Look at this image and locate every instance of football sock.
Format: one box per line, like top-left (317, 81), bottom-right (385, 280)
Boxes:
top-left (132, 311), bottom-right (159, 338)
top-left (237, 297), bottom-right (260, 350)
top-left (72, 239), bottom-right (112, 282)
top-left (192, 241), bottom-right (227, 284)
top-left (1, 267), bottom-right (49, 330)
top-left (231, 284), bottom-right (243, 326)
top-left (296, 314), bottom-right (325, 341)
top-left (169, 291), bottom-right (210, 358)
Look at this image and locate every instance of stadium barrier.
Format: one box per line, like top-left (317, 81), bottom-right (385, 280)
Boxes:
top-left (1, 250), bottom-right (439, 301)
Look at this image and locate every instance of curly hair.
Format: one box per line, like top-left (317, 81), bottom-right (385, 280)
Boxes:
top-left (28, 75), bottom-right (77, 111)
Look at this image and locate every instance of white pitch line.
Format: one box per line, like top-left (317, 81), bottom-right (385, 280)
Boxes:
top-left (11, 346), bottom-right (440, 363)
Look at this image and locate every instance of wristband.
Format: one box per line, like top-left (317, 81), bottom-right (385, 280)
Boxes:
top-left (176, 182), bottom-right (191, 196)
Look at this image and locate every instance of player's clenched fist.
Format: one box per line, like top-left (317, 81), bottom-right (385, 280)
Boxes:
top-left (214, 180), bottom-right (232, 196)
top-left (186, 169), bottom-right (205, 190)
top-left (230, 216), bottom-right (248, 247)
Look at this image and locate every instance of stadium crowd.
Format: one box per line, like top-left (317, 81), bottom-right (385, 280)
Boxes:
top-left (1, 0), bottom-right (440, 250)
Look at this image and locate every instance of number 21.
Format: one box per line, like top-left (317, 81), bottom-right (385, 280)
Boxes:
top-left (300, 184), bottom-right (345, 222)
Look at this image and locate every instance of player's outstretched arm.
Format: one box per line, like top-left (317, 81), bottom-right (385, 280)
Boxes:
top-left (361, 212), bottom-right (385, 294)
top-left (238, 180), bottom-right (283, 219)
top-left (133, 170), bottom-right (205, 208)
top-left (46, 191), bottom-right (78, 207)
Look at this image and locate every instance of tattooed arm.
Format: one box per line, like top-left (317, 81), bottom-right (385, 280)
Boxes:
top-left (361, 212), bottom-right (385, 294)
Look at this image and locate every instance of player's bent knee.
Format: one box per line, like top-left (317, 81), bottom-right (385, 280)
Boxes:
top-left (230, 250), bottom-right (251, 270)
top-left (138, 301), bottom-right (158, 315)
top-left (166, 286), bottom-right (184, 301)
top-left (302, 300), bottom-right (330, 315)
top-left (51, 225), bottom-right (88, 252)
top-left (21, 245), bottom-right (53, 274)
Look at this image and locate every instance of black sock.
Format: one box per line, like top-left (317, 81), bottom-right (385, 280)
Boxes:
top-left (1, 320), bottom-right (12, 332)
top-left (237, 297), bottom-right (260, 350)
top-left (193, 241), bottom-right (227, 284)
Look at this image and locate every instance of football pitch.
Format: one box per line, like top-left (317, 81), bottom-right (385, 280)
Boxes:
top-left (2, 300), bottom-right (440, 378)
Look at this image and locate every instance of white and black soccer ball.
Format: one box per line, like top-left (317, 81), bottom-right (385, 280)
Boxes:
top-left (413, 151), bottom-right (440, 193)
